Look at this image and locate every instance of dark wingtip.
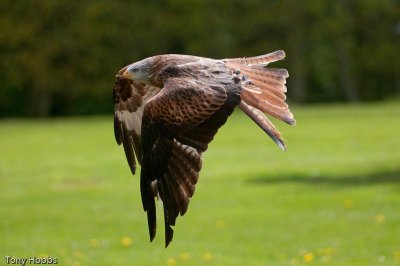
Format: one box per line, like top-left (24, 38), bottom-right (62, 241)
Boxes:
top-left (130, 165), bottom-right (136, 175)
top-left (165, 226), bottom-right (174, 248)
top-left (149, 227), bottom-right (156, 242)
top-left (146, 197), bottom-right (157, 242)
top-left (149, 218), bottom-right (156, 241)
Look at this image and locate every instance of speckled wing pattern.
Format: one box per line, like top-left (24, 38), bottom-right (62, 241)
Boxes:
top-left (141, 75), bottom-right (241, 247)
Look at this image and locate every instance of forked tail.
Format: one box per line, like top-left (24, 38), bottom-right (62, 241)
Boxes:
top-left (225, 50), bottom-right (295, 150)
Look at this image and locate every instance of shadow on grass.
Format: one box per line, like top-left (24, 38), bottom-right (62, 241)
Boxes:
top-left (249, 169), bottom-right (400, 186)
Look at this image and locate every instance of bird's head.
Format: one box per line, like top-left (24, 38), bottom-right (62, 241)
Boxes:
top-left (122, 58), bottom-right (153, 84)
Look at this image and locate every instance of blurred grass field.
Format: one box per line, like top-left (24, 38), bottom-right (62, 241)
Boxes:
top-left (1, 101), bottom-right (400, 266)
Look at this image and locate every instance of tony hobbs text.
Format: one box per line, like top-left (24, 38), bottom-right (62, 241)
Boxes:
top-left (4, 256), bottom-right (58, 265)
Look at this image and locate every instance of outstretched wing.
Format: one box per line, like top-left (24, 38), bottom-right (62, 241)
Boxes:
top-left (113, 71), bottom-right (161, 174)
top-left (140, 77), bottom-right (241, 247)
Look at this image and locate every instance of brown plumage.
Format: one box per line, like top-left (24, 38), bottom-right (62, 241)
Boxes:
top-left (113, 50), bottom-right (295, 247)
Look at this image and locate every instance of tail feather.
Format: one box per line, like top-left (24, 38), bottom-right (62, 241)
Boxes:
top-left (264, 67), bottom-right (289, 79)
top-left (241, 66), bottom-right (287, 84)
top-left (225, 50), bottom-right (295, 149)
top-left (250, 77), bottom-right (287, 94)
top-left (226, 50), bottom-right (286, 66)
top-left (241, 89), bottom-right (294, 125)
top-left (241, 70), bottom-right (287, 98)
top-left (242, 70), bottom-right (287, 91)
top-left (239, 101), bottom-right (286, 150)
top-left (243, 83), bottom-right (287, 107)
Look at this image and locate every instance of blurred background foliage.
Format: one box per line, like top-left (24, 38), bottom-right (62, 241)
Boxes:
top-left (0, 0), bottom-right (399, 117)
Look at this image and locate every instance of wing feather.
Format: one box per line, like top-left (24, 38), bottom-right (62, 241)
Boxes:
top-left (141, 76), bottom-right (241, 247)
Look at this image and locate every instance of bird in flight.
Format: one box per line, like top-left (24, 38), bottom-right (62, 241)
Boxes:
top-left (113, 50), bottom-right (295, 247)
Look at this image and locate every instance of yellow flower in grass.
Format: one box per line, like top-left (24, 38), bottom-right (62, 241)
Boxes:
top-left (179, 252), bottom-right (191, 261)
top-left (166, 258), bottom-right (177, 266)
top-left (203, 252), bottom-right (214, 261)
top-left (375, 214), bottom-right (385, 224)
top-left (89, 238), bottom-right (99, 247)
top-left (121, 236), bottom-right (133, 246)
top-left (215, 219), bottom-right (225, 229)
top-left (73, 250), bottom-right (82, 259)
top-left (394, 251), bottom-right (400, 261)
top-left (343, 198), bottom-right (353, 209)
top-left (303, 252), bottom-right (314, 263)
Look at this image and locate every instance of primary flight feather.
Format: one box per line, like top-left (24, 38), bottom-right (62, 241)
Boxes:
top-left (113, 50), bottom-right (295, 247)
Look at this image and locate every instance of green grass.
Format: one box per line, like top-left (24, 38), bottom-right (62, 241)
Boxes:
top-left (1, 101), bottom-right (400, 266)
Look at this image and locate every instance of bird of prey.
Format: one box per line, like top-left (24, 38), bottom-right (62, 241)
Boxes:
top-left (113, 50), bottom-right (295, 247)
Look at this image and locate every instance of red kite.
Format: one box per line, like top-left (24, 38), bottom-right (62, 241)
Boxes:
top-left (113, 50), bottom-right (295, 247)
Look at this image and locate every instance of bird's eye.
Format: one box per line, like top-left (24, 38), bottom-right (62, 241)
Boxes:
top-left (131, 67), bottom-right (139, 72)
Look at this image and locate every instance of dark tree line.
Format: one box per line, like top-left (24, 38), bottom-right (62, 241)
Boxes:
top-left (0, 0), bottom-right (399, 117)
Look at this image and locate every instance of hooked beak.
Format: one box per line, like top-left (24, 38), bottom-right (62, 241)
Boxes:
top-left (121, 65), bottom-right (136, 79)
top-left (122, 69), bottom-right (130, 79)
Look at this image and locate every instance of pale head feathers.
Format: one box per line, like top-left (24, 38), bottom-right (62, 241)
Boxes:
top-left (123, 57), bottom-right (154, 84)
